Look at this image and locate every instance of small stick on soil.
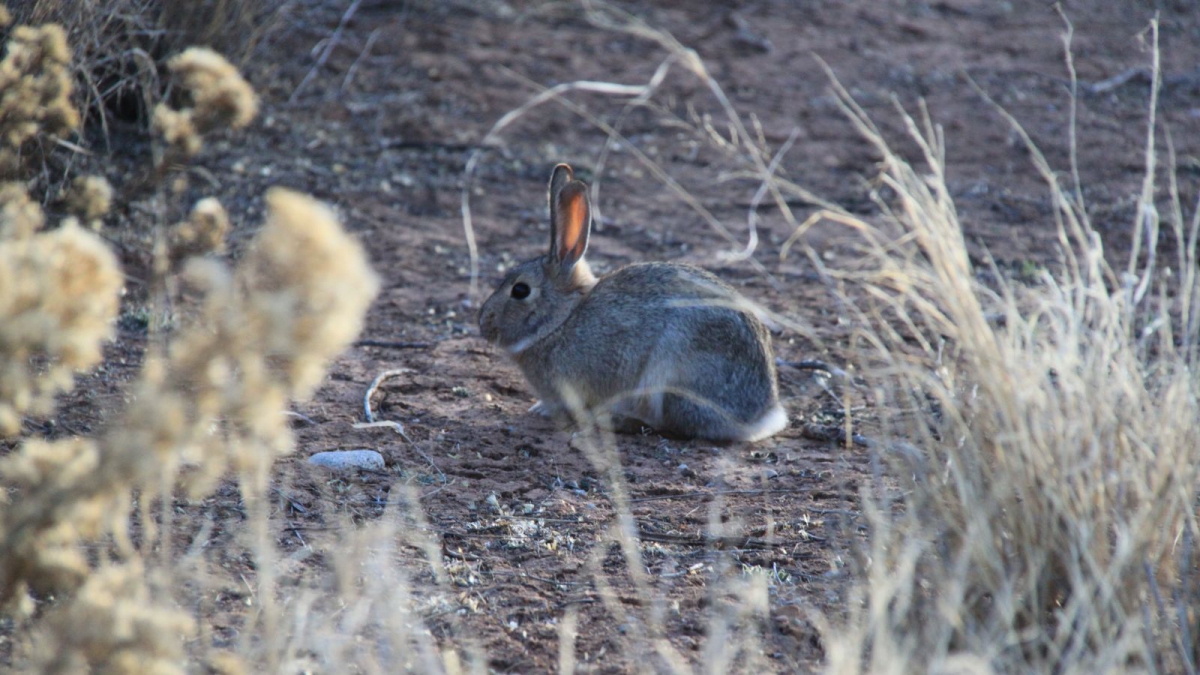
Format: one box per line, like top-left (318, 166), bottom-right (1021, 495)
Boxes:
top-left (273, 488), bottom-right (309, 514)
top-left (354, 339), bottom-right (434, 349)
top-left (1082, 67), bottom-right (1149, 94)
top-left (354, 368), bottom-right (413, 441)
top-left (341, 26), bottom-right (381, 93)
top-left (442, 543), bottom-right (482, 561)
top-left (283, 410), bottom-right (317, 426)
top-left (630, 488), bottom-right (808, 504)
top-left (289, 0), bottom-right (364, 104)
top-left (411, 444), bottom-right (446, 485)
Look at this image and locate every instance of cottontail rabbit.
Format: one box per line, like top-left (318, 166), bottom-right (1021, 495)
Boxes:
top-left (478, 164), bottom-right (787, 442)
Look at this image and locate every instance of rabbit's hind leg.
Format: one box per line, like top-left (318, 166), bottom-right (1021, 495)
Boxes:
top-left (658, 392), bottom-right (746, 443)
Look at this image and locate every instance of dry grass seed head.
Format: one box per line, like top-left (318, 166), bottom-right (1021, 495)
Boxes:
top-left (153, 47), bottom-right (257, 159)
top-left (0, 219), bottom-right (122, 436)
top-left (151, 104), bottom-right (202, 158)
top-left (32, 561), bottom-right (193, 675)
top-left (60, 174), bottom-right (113, 225)
top-left (167, 196), bottom-right (229, 262)
top-left (0, 21), bottom-right (78, 176)
top-left (0, 182), bottom-right (45, 239)
top-left (167, 47), bottom-right (258, 131)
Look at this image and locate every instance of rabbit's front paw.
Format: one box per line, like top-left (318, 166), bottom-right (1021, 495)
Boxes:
top-left (529, 400), bottom-right (559, 418)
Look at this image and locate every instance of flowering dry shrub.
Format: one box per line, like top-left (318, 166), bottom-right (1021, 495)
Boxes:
top-left (1, 189), bottom-right (380, 671)
top-left (59, 174), bottom-right (114, 228)
top-left (111, 188), bottom-right (380, 499)
top-left (166, 196), bottom-right (230, 262)
top-left (9, 0), bottom-right (279, 127)
top-left (0, 200), bottom-right (123, 437)
top-left (0, 10), bottom-right (381, 672)
top-left (0, 12), bottom-right (78, 178)
top-left (154, 46), bottom-right (259, 160)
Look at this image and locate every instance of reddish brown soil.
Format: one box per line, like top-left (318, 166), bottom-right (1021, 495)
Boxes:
top-left (6, 0), bottom-right (1200, 671)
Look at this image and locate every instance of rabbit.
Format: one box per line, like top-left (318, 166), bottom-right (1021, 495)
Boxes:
top-left (478, 163), bottom-right (787, 443)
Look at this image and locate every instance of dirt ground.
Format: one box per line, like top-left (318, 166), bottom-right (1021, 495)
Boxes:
top-left (7, 0), bottom-right (1200, 671)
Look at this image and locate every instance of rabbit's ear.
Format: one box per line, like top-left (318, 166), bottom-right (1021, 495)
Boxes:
top-left (550, 180), bottom-right (590, 274)
top-left (548, 163), bottom-right (574, 206)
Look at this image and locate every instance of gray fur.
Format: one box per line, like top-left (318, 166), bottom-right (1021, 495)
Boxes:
top-left (478, 165), bottom-right (787, 443)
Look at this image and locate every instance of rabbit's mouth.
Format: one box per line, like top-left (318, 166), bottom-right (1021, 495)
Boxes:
top-left (503, 334), bottom-right (538, 356)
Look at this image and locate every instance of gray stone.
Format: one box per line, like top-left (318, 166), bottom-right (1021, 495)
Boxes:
top-left (307, 449), bottom-right (385, 471)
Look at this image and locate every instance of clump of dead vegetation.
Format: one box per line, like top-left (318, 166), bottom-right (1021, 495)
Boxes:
top-left (810, 20), bottom-right (1200, 674)
top-left (0, 7), bottom-right (380, 672)
top-left (0, 12), bottom-right (78, 179)
top-left (153, 46), bottom-right (259, 160)
top-left (7, 0), bottom-right (278, 125)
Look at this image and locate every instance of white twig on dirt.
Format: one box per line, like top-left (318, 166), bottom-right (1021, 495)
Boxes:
top-left (52, 137), bottom-right (92, 155)
top-left (342, 26), bottom-right (381, 93)
top-left (282, 410), bottom-right (317, 426)
top-left (289, 0), bottom-right (364, 104)
top-left (354, 368), bottom-right (413, 441)
top-left (1082, 67), bottom-right (1150, 95)
top-left (732, 126), bottom-right (801, 263)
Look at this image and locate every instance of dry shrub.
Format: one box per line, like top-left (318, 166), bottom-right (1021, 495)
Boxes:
top-left (117, 188), bottom-right (380, 499)
top-left (0, 17), bottom-right (78, 177)
top-left (0, 182), bottom-right (45, 239)
top-left (59, 174), bottom-right (113, 226)
top-left (812, 23), bottom-right (1200, 674)
top-left (153, 46), bottom-right (258, 160)
top-left (0, 188), bottom-right (380, 671)
top-left (9, 0), bottom-right (278, 124)
top-left (167, 196), bottom-right (229, 262)
top-left (0, 205), bottom-right (122, 437)
top-left (0, 9), bottom-right (380, 671)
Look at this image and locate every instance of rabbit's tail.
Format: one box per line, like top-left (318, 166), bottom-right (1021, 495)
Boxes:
top-left (741, 404), bottom-right (788, 442)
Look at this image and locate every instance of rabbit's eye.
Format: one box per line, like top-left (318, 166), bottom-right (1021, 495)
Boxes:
top-left (511, 282), bottom-right (531, 299)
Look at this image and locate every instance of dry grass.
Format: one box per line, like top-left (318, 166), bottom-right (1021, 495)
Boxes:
top-left (810, 19), bottom-right (1200, 673)
top-left (8, 0), bottom-right (279, 124)
top-left (0, 7), bottom-right (381, 672)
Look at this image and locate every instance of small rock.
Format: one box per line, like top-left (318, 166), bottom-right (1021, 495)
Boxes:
top-left (307, 449), bottom-right (384, 471)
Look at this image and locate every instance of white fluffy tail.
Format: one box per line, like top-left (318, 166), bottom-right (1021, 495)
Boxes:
top-left (741, 404), bottom-right (788, 442)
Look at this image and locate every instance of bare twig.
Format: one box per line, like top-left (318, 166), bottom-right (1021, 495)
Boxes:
top-left (630, 488), bottom-right (807, 503)
top-left (341, 26), bottom-right (381, 93)
top-left (354, 339), bottom-right (434, 349)
top-left (289, 0), bottom-right (363, 104)
top-left (780, 358), bottom-right (854, 382)
top-left (353, 368), bottom-right (413, 440)
top-left (1082, 67), bottom-right (1149, 95)
top-left (282, 410), bottom-right (317, 426)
